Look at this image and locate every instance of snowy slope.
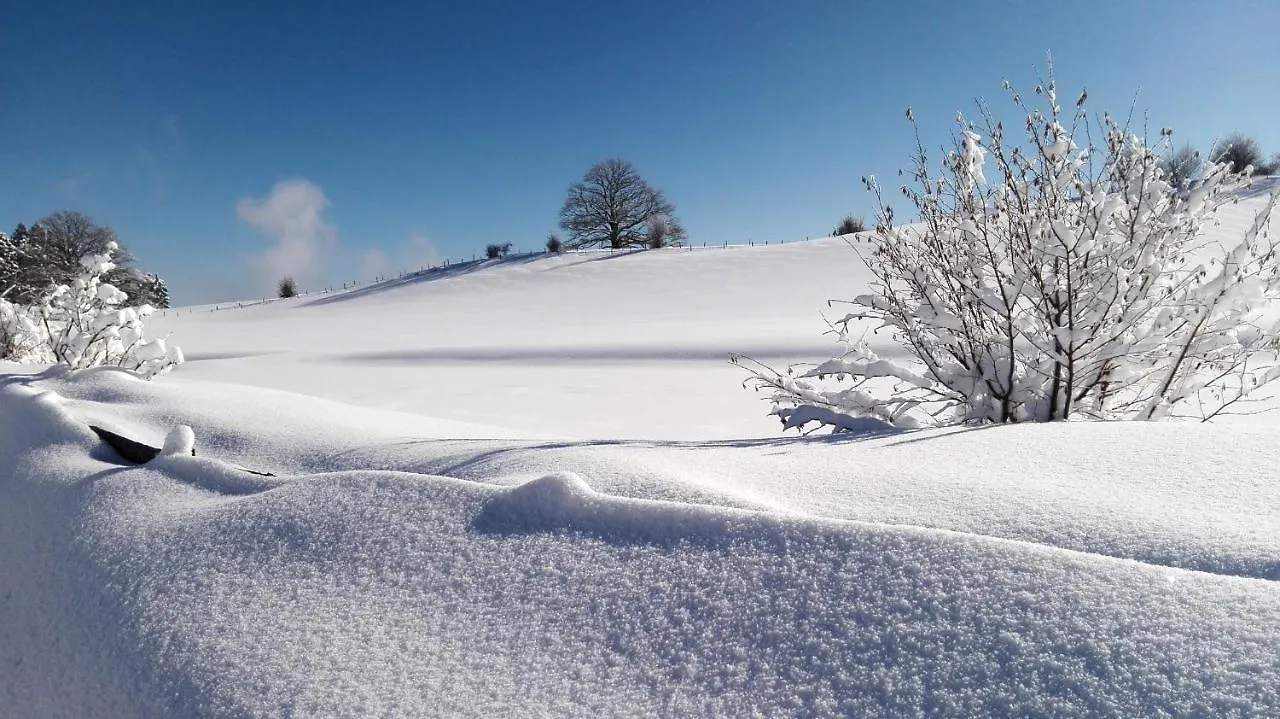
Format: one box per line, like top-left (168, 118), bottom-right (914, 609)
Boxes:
top-left (146, 184), bottom-right (1280, 439)
top-left (147, 238), bottom-right (875, 439)
top-left (3, 189), bottom-right (1279, 716)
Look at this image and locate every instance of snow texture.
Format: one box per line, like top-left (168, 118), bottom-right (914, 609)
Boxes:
top-left (2, 197), bottom-right (1279, 716)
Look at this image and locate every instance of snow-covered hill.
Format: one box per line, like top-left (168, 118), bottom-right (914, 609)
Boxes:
top-left (3, 189), bottom-right (1279, 716)
top-left (149, 237), bottom-right (874, 439)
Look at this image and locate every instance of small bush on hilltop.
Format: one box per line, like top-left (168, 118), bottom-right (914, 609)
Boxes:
top-left (832, 215), bottom-right (866, 236)
top-left (645, 215), bottom-right (686, 248)
top-left (1212, 133), bottom-right (1276, 175)
top-left (736, 73), bottom-right (1279, 431)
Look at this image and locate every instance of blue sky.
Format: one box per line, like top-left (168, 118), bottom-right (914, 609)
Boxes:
top-left (3, 0), bottom-right (1278, 304)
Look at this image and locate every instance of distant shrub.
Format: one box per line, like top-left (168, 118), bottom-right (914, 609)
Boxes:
top-left (546, 234), bottom-right (564, 254)
top-left (486, 243), bottom-right (512, 259)
top-left (645, 215), bottom-right (686, 248)
top-left (832, 215), bottom-right (866, 236)
top-left (1159, 144), bottom-right (1201, 187)
top-left (1211, 133), bottom-right (1273, 175)
top-left (278, 276), bottom-right (297, 298)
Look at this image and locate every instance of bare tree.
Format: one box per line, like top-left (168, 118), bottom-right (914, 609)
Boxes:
top-left (559, 159), bottom-right (682, 249)
top-left (10, 212), bottom-right (136, 304)
top-left (35, 211), bottom-right (130, 277)
top-left (1159, 143), bottom-right (1201, 187)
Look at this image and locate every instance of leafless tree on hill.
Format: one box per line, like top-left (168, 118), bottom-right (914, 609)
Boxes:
top-left (559, 159), bottom-right (683, 249)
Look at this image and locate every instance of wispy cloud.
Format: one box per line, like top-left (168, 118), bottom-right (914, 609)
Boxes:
top-left (237, 179), bottom-right (336, 291)
top-left (401, 231), bottom-right (442, 269)
top-left (357, 231), bottom-right (442, 282)
top-left (129, 148), bottom-right (172, 202)
top-left (162, 114), bottom-right (182, 143)
top-left (359, 249), bottom-right (392, 282)
top-left (55, 173), bottom-right (91, 198)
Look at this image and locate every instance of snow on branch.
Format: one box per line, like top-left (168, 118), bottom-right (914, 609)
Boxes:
top-left (1, 242), bottom-right (182, 378)
top-left (738, 72), bottom-right (1280, 431)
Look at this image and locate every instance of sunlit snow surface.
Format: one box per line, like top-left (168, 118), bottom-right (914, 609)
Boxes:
top-left (3, 190), bottom-right (1279, 716)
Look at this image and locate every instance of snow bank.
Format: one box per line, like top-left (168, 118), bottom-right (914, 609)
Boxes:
top-left (2, 368), bottom-right (1278, 716)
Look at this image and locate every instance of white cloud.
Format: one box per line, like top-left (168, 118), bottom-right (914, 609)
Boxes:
top-left (237, 179), bottom-right (336, 291)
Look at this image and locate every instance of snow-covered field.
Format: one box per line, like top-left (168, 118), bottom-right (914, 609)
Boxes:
top-left (3, 193), bottom-right (1279, 716)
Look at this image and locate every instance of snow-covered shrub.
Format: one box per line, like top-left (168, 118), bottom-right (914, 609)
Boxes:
top-left (736, 76), bottom-right (1280, 431)
top-left (0, 298), bottom-right (49, 362)
top-left (28, 242), bottom-right (182, 378)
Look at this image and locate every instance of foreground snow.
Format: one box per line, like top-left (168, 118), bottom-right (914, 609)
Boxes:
top-left (2, 366), bottom-right (1277, 716)
top-left (4, 197), bottom-right (1280, 716)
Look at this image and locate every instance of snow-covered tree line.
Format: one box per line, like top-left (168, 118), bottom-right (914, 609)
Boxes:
top-left (1, 213), bottom-right (180, 378)
top-left (2, 212), bottom-right (170, 308)
top-left (736, 75), bottom-right (1280, 430)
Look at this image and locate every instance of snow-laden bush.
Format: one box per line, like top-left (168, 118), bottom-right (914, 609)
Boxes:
top-left (1, 241), bottom-right (183, 378)
top-left (736, 77), bottom-right (1280, 430)
top-left (0, 298), bottom-right (49, 363)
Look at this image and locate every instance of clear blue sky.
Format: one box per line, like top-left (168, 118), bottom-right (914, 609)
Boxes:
top-left (3, 0), bottom-right (1278, 304)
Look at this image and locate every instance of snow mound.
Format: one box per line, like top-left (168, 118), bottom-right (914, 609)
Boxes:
top-left (475, 470), bottom-right (756, 545)
top-left (161, 424), bottom-right (195, 456)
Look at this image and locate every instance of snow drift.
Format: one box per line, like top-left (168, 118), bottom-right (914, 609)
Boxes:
top-left (2, 361), bottom-right (1278, 716)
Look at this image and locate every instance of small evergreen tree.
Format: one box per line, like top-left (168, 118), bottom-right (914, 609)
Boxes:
top-left (0, 232), bottom-right (17, 299)
top-left (148, 274), bottom-right (171, 309)
top-left (485, 242), bottom-right (512, 259)
top-left (9, 223), bottom-right (49, 304)
top-left (278, 276), bottom-right (297, 298)
top-left (546, 233), bottom-right (564, 253)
